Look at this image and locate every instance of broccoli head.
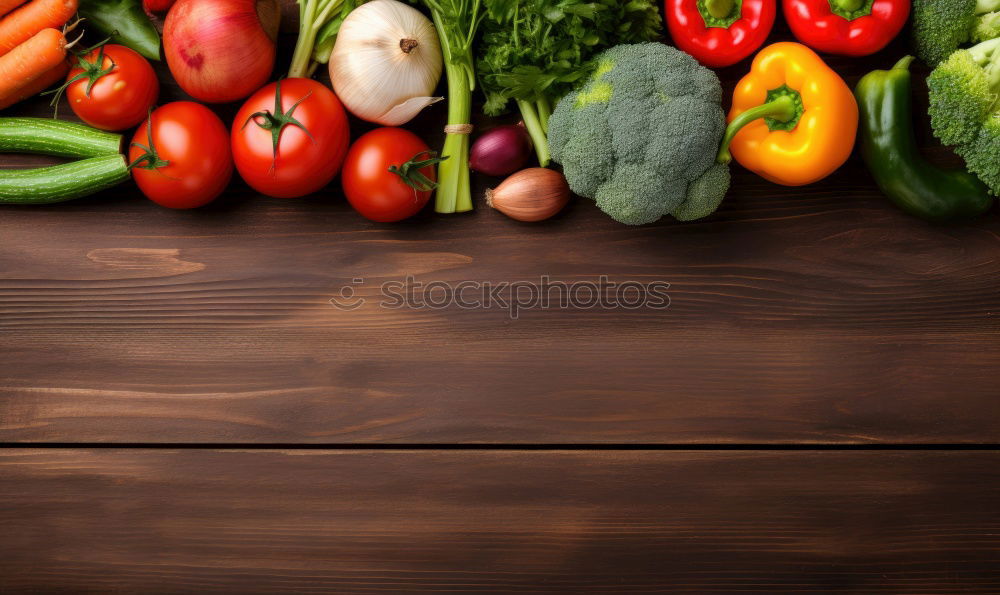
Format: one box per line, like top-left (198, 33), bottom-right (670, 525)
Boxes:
top-left (913, 0), bottom-right (1000, 67)
top-left (928, 37), bottom-right (1000, 194)
top-left (547, 43), bottom-right (729, 225)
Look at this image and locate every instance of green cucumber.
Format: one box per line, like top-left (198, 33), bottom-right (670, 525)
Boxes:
top-left (0, 118), bottom-right (123, 159)
top-left (0, 155), bottom-right (130, 204)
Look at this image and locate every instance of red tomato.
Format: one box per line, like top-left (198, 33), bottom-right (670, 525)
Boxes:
top-left (65, 44), bottom-right (159, 131)
top-left (129, 102), bottom-right (233, 209)
top-left (231, 78), bottom-right (350, 198)
top-left (341, 128), bottom-right (438, 222)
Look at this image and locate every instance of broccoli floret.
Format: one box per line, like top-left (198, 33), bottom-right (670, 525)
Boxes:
top-left (961, 115), bottom-right (1000, 194)
top-left (927, 37), bottom-right (1000, 146)
top-left (675, 163), bottom-right (731, 221)
top-left (913, 0), bottom-right (1000, 66)
top-left (547, 43), bottom-right (729, 225)
top-left (977, 9), bottom-right (1000, 42)
top-left (928, 37), bottom-right (1000, 194)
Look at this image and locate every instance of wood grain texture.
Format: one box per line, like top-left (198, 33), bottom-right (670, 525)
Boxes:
top-left (2, 30), bottom-right (1000, 444)
top-left (1, 449), bottom-right (999, 593)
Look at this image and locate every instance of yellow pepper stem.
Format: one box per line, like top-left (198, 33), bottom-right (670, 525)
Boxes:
top-left (716, 95), bottom-right (797, 164)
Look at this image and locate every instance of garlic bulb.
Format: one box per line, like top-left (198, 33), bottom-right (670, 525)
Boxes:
top-left (329, 0), bottom-right (443, 126)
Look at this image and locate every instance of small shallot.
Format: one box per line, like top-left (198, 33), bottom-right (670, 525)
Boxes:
top-left (470, 124), bottom-right (532, 177)
top-left (486, 168), bottom-right (570, 222)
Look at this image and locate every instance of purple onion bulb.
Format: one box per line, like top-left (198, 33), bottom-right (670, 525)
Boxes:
top-left (470, 124), bottom-right (533, 177)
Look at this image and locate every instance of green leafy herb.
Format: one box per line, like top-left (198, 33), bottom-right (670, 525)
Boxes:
top-left (477, 0), bottom-right (663, 165)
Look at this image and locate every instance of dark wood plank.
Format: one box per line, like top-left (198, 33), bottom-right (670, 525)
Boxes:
top-left (2, 177), bottom-right (998, 443)
top-left (2, 31), bottom-right (999, 444)
top-left (2, 449), bottom-right (999, 592)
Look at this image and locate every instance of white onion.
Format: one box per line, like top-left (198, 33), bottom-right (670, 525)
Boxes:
top-left (329, 0), bottom-right (442, 126)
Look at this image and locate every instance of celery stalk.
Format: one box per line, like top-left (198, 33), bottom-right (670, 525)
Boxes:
top-left (424, 0), bottom-right (482, 213)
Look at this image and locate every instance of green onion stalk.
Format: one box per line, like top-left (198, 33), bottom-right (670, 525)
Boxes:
top-left (289, 0), bottom-right (357, 78)
top-left (424, 0), bottom-right (483, 213)
top-left (516, 96), bottom-right (552, 166)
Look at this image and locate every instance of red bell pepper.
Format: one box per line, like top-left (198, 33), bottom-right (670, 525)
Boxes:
top-left (783, 0), bottom-right (909, 56)
top-left (665, 0), bottom-right (776, 68)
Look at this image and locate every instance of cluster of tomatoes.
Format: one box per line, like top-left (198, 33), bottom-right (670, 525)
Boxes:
top-left (63, 43), bottom-right (437, 222)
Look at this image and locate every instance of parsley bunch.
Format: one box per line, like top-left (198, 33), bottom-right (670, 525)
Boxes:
top-left (477, 0), bottom-right (663, 166)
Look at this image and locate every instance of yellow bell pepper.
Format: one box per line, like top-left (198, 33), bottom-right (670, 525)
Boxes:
top-left (716, 42), bottom-right (858, 186)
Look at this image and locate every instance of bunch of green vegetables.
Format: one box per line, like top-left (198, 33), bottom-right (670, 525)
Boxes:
top-left (476, 0), bottom-right (662, 167)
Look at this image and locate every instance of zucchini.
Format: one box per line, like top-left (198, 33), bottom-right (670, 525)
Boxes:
top-left (0, 155), bottom-right (130, 204)
top-left (0, 118), bottom-right (123, 159)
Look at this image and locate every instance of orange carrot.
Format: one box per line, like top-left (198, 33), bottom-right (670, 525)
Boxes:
top-left (0, 28), bottom-right (67, 108)
top-left (0, 58), bottom-right (67, 109)
top-left (0, 0), bottom-right (77, 57)
top-left (0, 0), bottom-right (28, 19)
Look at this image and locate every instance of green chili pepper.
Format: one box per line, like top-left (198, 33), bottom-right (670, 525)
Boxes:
top-left (78, 0), bottom-right (161, 61)
top-left (854, 55), bottom-right (994, 222)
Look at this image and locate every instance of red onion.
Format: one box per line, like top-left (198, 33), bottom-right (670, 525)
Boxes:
top-left (470, 124), bottom-right (532, 177)
top-left (164, 0), bottom-right (280, 103)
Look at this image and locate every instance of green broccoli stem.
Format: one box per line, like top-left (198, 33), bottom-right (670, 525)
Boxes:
top-left (716, 95), bottom-right (797, 164)
top-left (518, 99), bottom-right (551, 167)
top-left (970, 37), bottom-right (1000, 92)
top-left (432, 10), bottom-right (474, 214)
top-left (969, 37), bottom-right (1000, 113)
top-left (977, 0), bottom-right (1000, 15)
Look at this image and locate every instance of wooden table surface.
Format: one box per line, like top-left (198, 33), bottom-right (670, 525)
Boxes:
top-left (2, 15), bottom-right (1000, 592)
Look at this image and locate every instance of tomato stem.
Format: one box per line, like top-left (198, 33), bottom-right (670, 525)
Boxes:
top-left (388, 151), bottom-right (449, 192)
top-left (43, 39), bottom-right (116, 118)
top-left (128, 111), bottom-right (172, 174)
top-left (243, 80), bottom-right (314, 173)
